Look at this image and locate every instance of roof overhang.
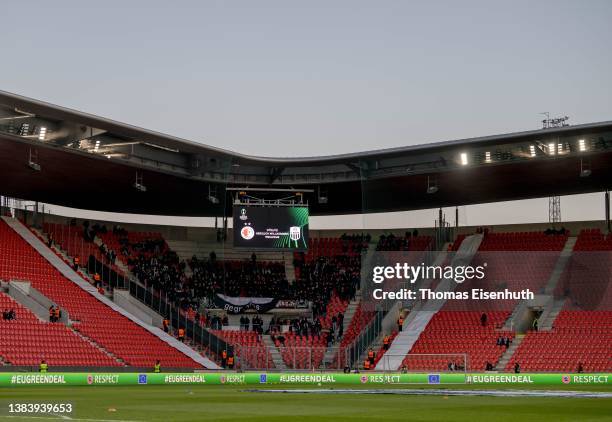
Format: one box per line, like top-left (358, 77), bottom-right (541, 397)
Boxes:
top-left (0, 90), bottom-right (610, 216)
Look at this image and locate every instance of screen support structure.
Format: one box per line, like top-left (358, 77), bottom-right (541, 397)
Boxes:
top-left (231, 188), bottom-right (309, 207)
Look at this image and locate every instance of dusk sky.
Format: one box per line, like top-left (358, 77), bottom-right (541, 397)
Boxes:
top-left (2, 1), bottom-right (610, 227)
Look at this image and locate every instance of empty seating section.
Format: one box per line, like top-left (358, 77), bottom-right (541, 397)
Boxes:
top-left (507, 311), bottom-right (612, 372)
top-left (574, 229), bottom-right (612, 251)
top-left (297, 237), bottom-right (365, 267)
top-left (405, 311), bottom-right (512, 371)
top-left (510, 229), bottom-right (612, 372)
top-left (212, 330), bottom-right (275, 369)
top-left (0, 292), bottom-right (120, 366)
top-left (447, 232), bottom-right (567, 311)
top-left (276, 331), bottom-right (326, 369)
top-left (42, 223), bottom-right (123, 277)
top-left (0, 220), bottom-right (199, 368)
top-left (558, 229), bottom-right (612, 310)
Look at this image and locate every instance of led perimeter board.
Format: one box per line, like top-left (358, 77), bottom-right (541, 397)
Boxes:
top-left (233, 205), bottom-right (309, 250)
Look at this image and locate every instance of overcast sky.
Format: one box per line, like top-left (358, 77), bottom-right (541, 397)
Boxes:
top-left (1, 1), bottom-right (611, 228)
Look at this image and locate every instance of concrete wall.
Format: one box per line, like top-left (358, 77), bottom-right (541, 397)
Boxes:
top-left (112, 289), bottom-right (163, 327)
top-left (8, 281), bottom-right (69, 323)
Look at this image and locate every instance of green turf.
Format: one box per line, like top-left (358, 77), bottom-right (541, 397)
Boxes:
top-left (1, 385), bottom-right (611, 422)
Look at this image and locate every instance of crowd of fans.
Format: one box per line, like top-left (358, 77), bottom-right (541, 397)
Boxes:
top-left (292, 255), bottom-right (360, 319)
top-left (375, 230), bottom-right (421, 251)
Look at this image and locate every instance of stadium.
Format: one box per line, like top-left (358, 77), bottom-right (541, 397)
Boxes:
top-left (1, 3), bottom-right (611, 421)
top-left (0, 88), bottom-right (610, 420)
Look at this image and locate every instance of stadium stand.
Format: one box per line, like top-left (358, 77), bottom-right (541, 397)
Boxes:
top-left (0, 292), bottom-right (121, 366)
top-left (0, 219), bottom-right (201, 368)
top-left (507, 229), bottom-right (612, 372)
top-left (404, 310), bottom-right (512, 371)
top-left (397, 230), bottom-right (567, 371)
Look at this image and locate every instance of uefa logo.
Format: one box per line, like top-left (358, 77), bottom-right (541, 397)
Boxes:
top-left (562, 375), bottom-right (571, 384)
top-left (240, 226), bottom-right (255, 240)
top-left (289, 226), bottom-right (301, 241)
top-left (239, 208), bottom-right (248, 220)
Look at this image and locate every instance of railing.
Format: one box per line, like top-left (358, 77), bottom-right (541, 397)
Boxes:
top-left (375, 353), bottom-right (469, 373)
top-left (342, 310), bottom-right (384, 368)
top-left (232, 346), bottom-right (349, 371)
top-left (126, 278), bottom-right (230, 359)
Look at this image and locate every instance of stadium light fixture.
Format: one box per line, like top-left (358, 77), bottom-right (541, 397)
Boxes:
top-left (460, 153), bottom-right (468, 166)
top-left (426, 176), bottom-right (438, 194)
top-left (38, 127), bottom-right (47, 141)
top-left (557, 143), bottom-right (563, 154)
top-left (580, 159), bottom-right (591, 177)
top-left (94, 140), bottom-right (101, 152)
top-left (578, 139), bottom-right (586, 152)
top-left (529, 145), bottom-right (536, 157)
top-left (548, 142), bottom-right (555, 155)
top-left (208, 185), bottom-right (219, 204)
top-left (485, 151), bottom-right (491, 163)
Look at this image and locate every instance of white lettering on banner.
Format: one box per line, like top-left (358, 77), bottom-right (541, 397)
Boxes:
top-left (93, 375), bottom-right (119, 384)
top-left (164, 375), bottom-right (206, 384)
top-left (279, 375), bottom-right (337, 383)
top-left (573, 375), bottom-right (608, 384)
top-left (469, 375), bottom-right (534, 383)
top-left (11, 375), bottom-right (66, 384)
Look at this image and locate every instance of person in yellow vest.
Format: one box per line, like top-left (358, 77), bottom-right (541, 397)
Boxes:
top-left (154, 360), bottom-right (161, 373)
top-left (93, 273), bottom-right (101, 288)
top-left (364, 359), bottom-right (371, 370)
top-left (221, 350), bottom-right (228, 368)
top-left (398, 315), bottom-right (404, 332)
top-left (383, 335), bottom-right (390, 351)
top-left (227, 355), bottom-right (234, 369)
top-left (367, 348), bottom-right (375, 366)
top-left (73, 256), bottom-right (80, 271)
top-left (39, 359), bottom-right (48, 373)
top-left (178, 327), bottom-right (185, 342)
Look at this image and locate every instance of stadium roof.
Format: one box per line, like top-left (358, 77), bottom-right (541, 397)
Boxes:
top-left (0, 90), bottom-right (611, 216)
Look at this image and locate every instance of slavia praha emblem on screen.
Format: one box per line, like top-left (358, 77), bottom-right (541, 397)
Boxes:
top-left (241, 226), bottom-right (255, 240)
top-left (290, 226), bottom-right (301, 241)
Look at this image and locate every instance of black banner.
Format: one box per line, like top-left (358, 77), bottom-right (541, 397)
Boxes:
top-left (213, 294), bottom-right (278, 314)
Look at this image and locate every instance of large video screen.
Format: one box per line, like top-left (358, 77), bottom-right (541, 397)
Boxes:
top-left (233, 205), bottom-right (309, 250)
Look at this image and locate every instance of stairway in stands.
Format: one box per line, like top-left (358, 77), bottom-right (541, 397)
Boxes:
top-left (261, 335), bottom-right (287, 370)
top-left (377, 233), bottom-right (483, 370)
top-left (0, 217), bottom-right (215, 369)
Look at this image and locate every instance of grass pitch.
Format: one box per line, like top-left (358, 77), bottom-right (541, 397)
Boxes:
top-left (1, 384), bottom-right (611, 422)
